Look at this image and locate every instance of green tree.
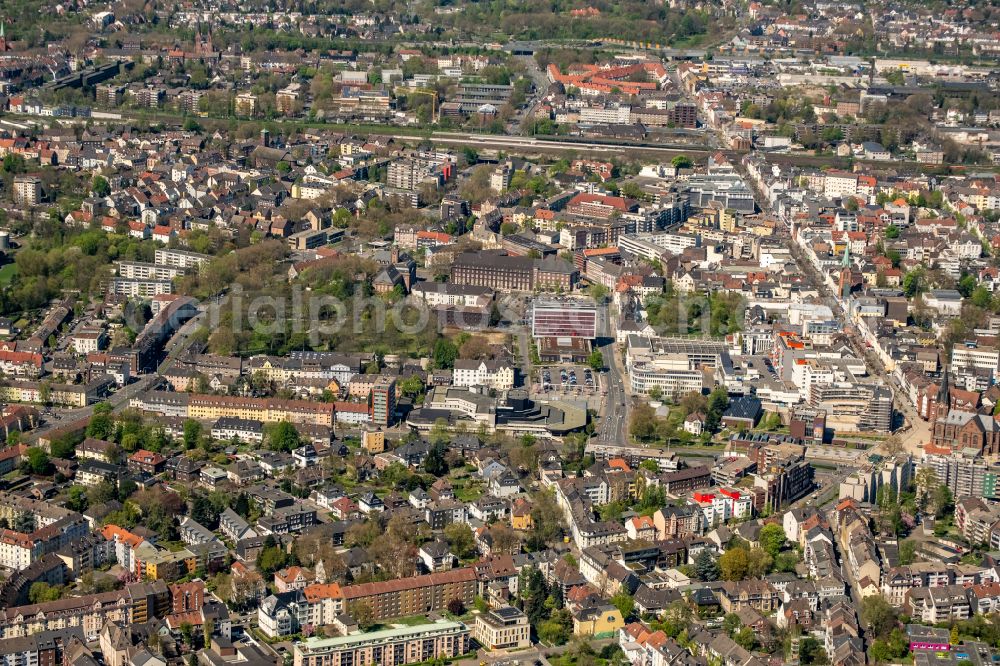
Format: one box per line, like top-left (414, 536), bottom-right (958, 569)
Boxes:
top-left (758, 523), bottom-right (786, 558)
top-left (433, 338), bottom-right (459, 369)
top-left (885, 224), bottom-right (900, 239)
top-left (746, 547), bottom-right (773, 578)
top-left (183, 419), bottom-right (201, 450)
top-left (347, 600), bottom-right (377, 631)
top-left (705, 387), bottom-right (730, 433)
top-left (256, 544), bottom-right (288, 576)
top-left (66, 485), bottom-right (88, 512)
top-left (719, 547), bottom-right (748, 581)
top-left (799, 637), bottom-right (825, 665)
top-left (903, 268), bottom-right (926, 297)
top-left (398, 374), bottom-right (425, 399)
top-left (635, 484), bottom-right (667, 516)
top-left (671, 155), bottom-right (693, 169)
top-left (611, 590), bottom-right (634, 621)
top-left (444, 523), bottom-right (476, 559)
top-left (49, 434), bottom-right (78, 460)
top-left (898, 539), bottom-right (917, 565)
top-left (957, 274), bottom-right (977, 298)
top-left (934, 484), bottom-right (954, 519)
top-left (266, 421), bottom-right (300, 452)
top-left (774, 550), bottom-right (801, 573)
top-left (629, 402), bottom-right (659, 442)
top-left (587, 350), bottom-right (604, 371)
top-left (734, 627), bottom-right (757, 651)
top-left (639, 460), bottom-right (659, 473)
top-left (537, 610), bottom-right (572, 645)
top-left (869, 639), bottom-right (893, 664)
top-left (820, 126), bottom-right (844, 143)
top-left (25, 447), bottom-right (50, 474)
top-left (2, 154), bottom-right (26, 173)
top-left (861, 595), bottom-right (898, 639)
top-left (91, 175), bottom-right (111, 197)
top-left (191, 493), bottom-right (223, 528)
top-left (28, 582), bottom-right (62, 603)
top-left (972, 286), bottom-right (993, 309)
top-left (424, 441), bottom-right (448, 476)
top-left (694, 549), bottom-right (719, 581)
top-left (86, 413), bottom-right (114, 440)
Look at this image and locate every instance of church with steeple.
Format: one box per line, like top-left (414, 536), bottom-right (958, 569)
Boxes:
top-left (194, 25), bottom-right (214, 57)
top-left (930, 358), bottom-right (1000, 455)
top-left (0, 21), bottom-right (11, 53)
top-left (838, 243), bottom-right (859, 301)
top-left (931, 364), bottom-right (950, 424)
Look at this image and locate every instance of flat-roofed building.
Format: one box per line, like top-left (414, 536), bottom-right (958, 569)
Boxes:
top-left (531, 297), bottom-right (598, 340)
top-left (473, 606), bottom-right (530, 651)
top-left (154, 248), bottom-right (210, 271)
top-left (625, 335), bottom-right (727, 398)
top-left (294, 620), bottom-right (471, 666)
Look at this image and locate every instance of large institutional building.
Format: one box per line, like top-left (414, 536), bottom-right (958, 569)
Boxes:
top-left (293, 621), bottom-right (471, 666)
top-left (530, 297), bottom-right (599, 340)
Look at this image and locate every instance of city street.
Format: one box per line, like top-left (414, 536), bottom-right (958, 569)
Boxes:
top-left (744, 164), bottom-right (928, 456)
top-left (596, 303), bottom-right (629, 446)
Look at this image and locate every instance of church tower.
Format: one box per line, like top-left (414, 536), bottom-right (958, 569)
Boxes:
top-left (934, 362), bottom-right (950, 422)
top-left (838, 243), bottom-right (853, 300)
top-left (0, 21), bottom-right (11, 53)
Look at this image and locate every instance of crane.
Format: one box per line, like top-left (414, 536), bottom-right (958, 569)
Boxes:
top-left (403, 87), bottom-right (439, 123)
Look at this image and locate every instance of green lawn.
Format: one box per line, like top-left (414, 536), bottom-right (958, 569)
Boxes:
top-left (0, 264), bottom-right (17, 286)
top-left (453, 481), bottom-right (484, 503)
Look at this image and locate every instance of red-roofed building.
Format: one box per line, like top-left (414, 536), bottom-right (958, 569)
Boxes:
top-left (128, 449), bottom-right (166, 475)
top-left (566, 193), bottom-right (636, 219)
top-left (0, 350), bottom-right (43, 378)
top-left (625, 515), bottom-right (656, 540)
top-left (275, 566), bottom-right (314, 593)
top-left (152, 226), bottom-right (176, 243)
top-left (127, 221), bottom-right (150, 239)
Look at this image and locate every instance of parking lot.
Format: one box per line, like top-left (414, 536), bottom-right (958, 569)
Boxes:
top-left (536, 365), bottom-right (603, 396)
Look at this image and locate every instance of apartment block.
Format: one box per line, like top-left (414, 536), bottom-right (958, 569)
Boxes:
top-left (294, 620), bottom-right (471, 666)
top-left (474, 606), bottom-right (530, 650)
top-left (341, 567), bottom-right (478, 621)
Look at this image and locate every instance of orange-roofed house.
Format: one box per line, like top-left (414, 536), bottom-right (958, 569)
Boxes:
top-left (65, 210), bottom-right (93, 226)
top-left (626, 515), bottom-right (656, 541)
top-left (101, 524), bottom-right (147, 575)
top-left (128, 449), bottom-right (166, 475)
top-left (416, 230), bottom-right (454, 248)
top-left (0, 350), bottom-right (43, 378)
top-left (275, 565), bottom-right (315, 592)
top-left (152, 225), bottom-right (176, 243)
top-left (608, 458), bottom-right (632, 472)
top-left (127, 221), bottom-right (150, 239)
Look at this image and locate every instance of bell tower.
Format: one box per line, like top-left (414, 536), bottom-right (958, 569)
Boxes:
top-left (839, 242), bottom-right (853, 300)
